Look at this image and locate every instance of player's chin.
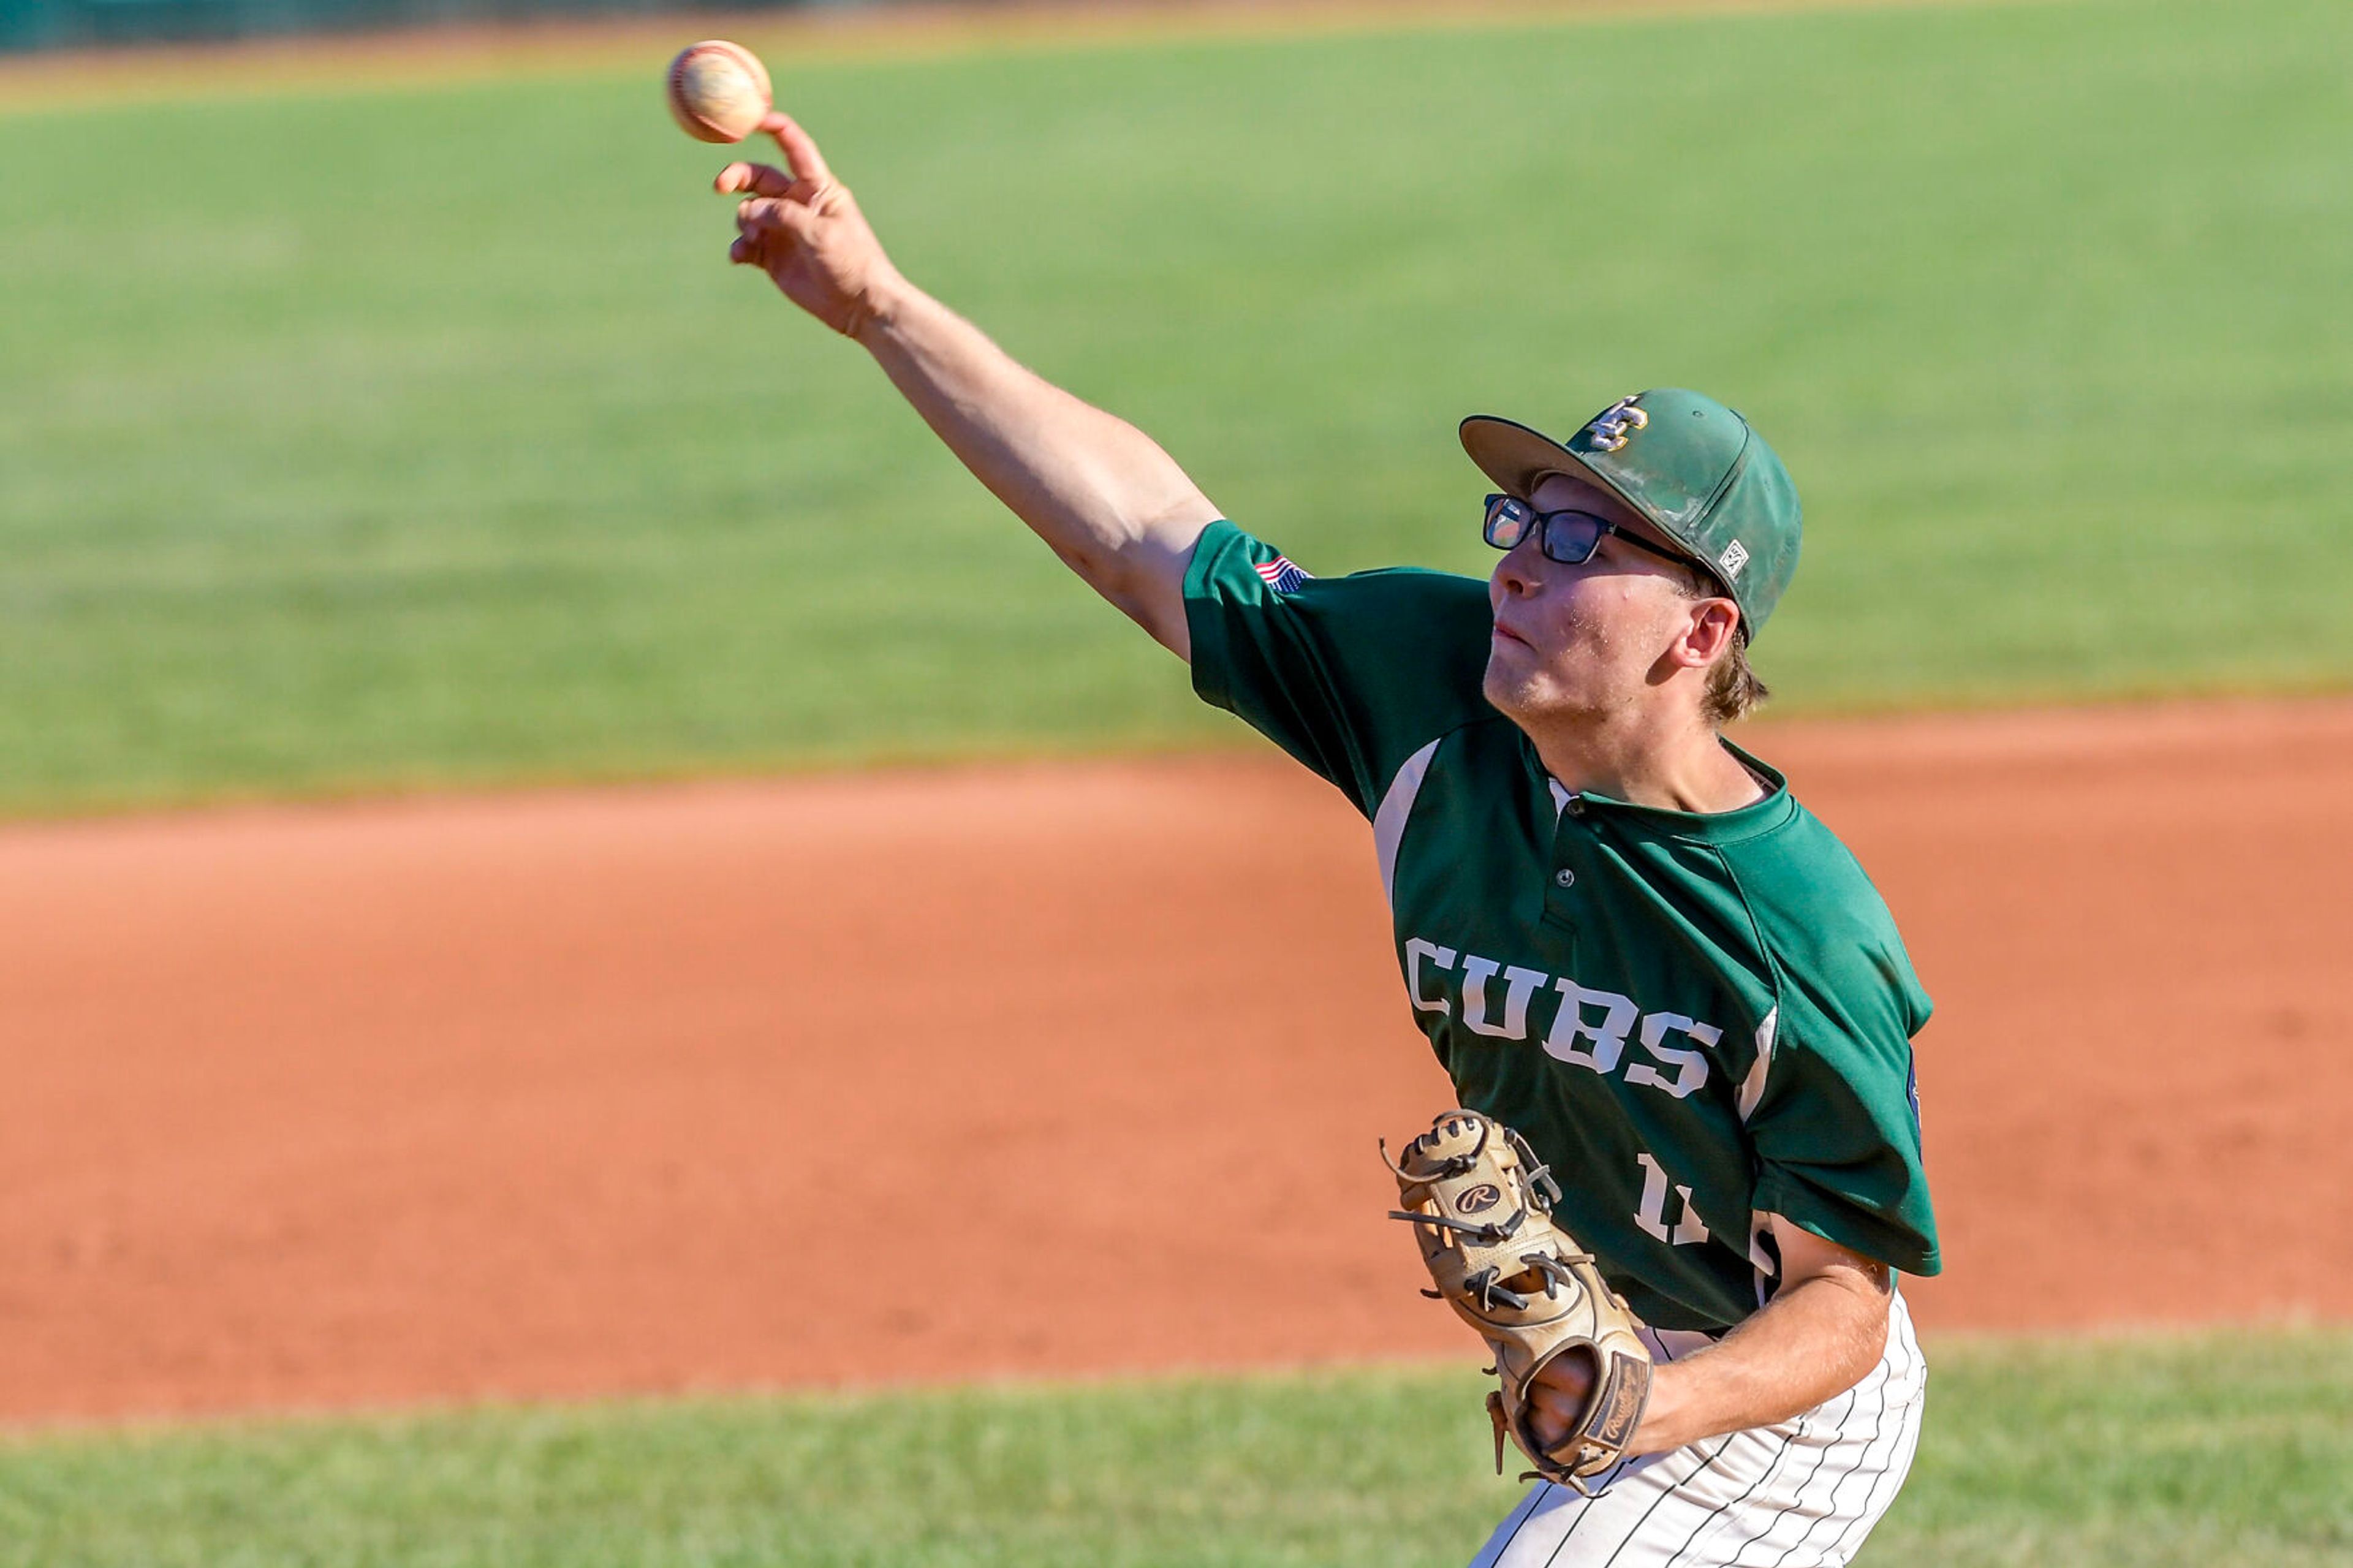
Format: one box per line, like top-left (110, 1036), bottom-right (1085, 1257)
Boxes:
top-left (1481, 648), bottom-right (1541, 718)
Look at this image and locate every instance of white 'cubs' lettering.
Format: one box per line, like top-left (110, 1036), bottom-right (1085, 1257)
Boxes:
top-left (1625, 1013), bottom-right (1720, 1100)
top-left (1634, 1153), bottom-right (1711, 1245)
top-left (1463, 956), bottom-right (1548, 1039)
top-left (1544, 980), bottom-right (1638, 1074)
top-left (1404, 934), bottom-right (1729, 1099)
top-left (1405, 939), bottom-right (1457, 1015)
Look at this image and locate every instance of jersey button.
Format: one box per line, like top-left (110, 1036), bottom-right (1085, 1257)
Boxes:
top-left (1554, 868), bottom-right (1577, 889)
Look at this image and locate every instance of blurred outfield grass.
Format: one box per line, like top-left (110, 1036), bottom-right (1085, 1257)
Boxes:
top-left (1, 1330), bottom-right (2347, 1567)
top-left (2, 0), bottom-right (2349, 812)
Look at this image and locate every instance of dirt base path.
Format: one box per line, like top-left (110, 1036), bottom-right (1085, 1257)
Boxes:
top-left (4, 701), bottom-right (2349, 1424)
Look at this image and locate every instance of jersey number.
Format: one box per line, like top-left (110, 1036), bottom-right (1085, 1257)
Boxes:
top-left (1633, 1153), bottom-right (1711, 1246)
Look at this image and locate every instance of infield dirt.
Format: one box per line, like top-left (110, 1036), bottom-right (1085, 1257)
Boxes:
top-left (4, 700), bottom-right (2347, 1425)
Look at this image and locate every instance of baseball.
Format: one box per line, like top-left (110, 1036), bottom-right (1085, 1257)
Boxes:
top-left (665, 40), bottom-right (773, 145)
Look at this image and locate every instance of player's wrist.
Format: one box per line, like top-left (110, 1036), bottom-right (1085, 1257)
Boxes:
top-left (849, 267), bottom-right (916, 346)
top-left (1625, 1360), bottom-right (1700, 1456)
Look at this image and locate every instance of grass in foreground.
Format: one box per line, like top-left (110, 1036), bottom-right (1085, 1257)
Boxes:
top-left (1, 0), bottom-right (2349, 812)
top-left (0, 1330), bottom-right (2347, 1566)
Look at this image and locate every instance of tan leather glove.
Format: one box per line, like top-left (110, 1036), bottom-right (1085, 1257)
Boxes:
top-left (1385, 1109), bottom-right (1654, 1494)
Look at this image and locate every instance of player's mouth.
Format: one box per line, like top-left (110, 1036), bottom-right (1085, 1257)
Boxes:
top-left (1491, 619), bottom-right (1533, 650)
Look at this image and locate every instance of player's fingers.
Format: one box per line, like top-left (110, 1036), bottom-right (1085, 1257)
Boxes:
top-left (1523, 1385), bottom-right (1575, 1449)
top-left (762, 111), bottom-right (833, 184)
top-left (737, 196), bottom-right (817, 241)
top-left (714, 161), bottom-right (797, 198)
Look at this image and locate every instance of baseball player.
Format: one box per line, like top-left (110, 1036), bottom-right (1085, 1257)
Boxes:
top-left (719, 117), bottom-right (1937, 1567)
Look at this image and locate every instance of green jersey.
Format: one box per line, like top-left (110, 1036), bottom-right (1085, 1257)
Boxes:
top-left (1184, 521), bottom-right (1939, 1334)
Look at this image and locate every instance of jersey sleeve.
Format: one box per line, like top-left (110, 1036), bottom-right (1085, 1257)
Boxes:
top-left (1745, 920), bottom-right (1942, 1279)
top-left (1183, 519), bottom-right (1495, 817)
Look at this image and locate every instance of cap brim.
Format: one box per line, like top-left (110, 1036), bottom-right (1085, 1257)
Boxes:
top-left (1459, 415), bottom-right (1643, 521)
top-left (1458, 414), bottom-right (1746, 632)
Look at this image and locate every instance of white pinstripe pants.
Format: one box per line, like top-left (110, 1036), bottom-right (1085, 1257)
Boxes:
top-left (1468, 1290), bottom-right (1927, 1568)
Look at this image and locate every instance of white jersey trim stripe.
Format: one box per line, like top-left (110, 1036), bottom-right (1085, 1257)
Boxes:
top-left (1736, 1006), bottom-right (1778, 1123)
top-left (1373, 737), bottom-right (1443, 908)
top-left (1748, 1211), bottom-right (1778, 1297)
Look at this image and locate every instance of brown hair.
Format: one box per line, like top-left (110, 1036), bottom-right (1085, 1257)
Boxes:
top-left (1673, 567), bottom-right (1770, 727)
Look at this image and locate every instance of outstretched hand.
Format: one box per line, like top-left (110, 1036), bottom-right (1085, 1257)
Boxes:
top-left (716, 114), bottom-right (901, 338)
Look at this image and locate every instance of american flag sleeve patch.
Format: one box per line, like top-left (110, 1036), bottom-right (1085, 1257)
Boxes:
top-left (1252, 555), bottom-right (1313, 594)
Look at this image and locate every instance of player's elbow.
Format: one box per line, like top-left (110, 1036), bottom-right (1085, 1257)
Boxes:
top-left (1083, 512), bottom-right (1208, 659)
top-left (1779, 1258), bottom-right (1895, 1406)
top-left (1824, 1269), bottom-right (1893, 1396)
top-left (1097, 574), bottom-right (1192, 661)
top-left (1847, 1293), bottom-right (1890, 1381)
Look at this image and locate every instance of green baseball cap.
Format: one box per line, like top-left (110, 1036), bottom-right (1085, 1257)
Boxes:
top-left (1459, 388), bottom-right (1802, 639)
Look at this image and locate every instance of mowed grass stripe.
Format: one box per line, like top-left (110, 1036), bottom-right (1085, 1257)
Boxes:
top-left (0, 1330), bottom-right (2347, 1567)
top-left (2, 0), bottom-right (2349, 813)
top-left (0, 0), bottom-right (2016, 116)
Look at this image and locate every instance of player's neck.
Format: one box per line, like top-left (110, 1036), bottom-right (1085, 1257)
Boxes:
top-left (1521, 706), bottom-right (1764, 815)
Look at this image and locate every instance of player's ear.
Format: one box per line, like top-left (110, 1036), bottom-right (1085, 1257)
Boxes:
top-left (1680, 597), bottom-right (1740, 668)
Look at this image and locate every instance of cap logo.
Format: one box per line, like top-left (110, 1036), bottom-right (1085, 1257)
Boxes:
top-left (1585, 395), bottom-right (1648, 453)
top-left (1719, 540), bottom-right (1750, 580)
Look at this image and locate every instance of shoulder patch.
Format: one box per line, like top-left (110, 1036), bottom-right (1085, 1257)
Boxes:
top-left (1252, 555), bottom-right (1313, 594)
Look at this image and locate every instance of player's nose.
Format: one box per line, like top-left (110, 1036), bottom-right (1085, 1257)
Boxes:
top-left (1491, 537), bottom-right (1548, 599)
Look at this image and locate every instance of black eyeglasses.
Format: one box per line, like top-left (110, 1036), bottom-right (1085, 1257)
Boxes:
top-left (1482, 493), bottom-right (1695, 571)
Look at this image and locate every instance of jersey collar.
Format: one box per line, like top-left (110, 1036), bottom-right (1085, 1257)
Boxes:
top-left (1539, 738), bottom-right (1797, 844)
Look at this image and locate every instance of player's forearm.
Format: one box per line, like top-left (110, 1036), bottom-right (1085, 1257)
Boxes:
top-left (1631, 1270), bottom-right (1891, 1454)
top-left (854, 276), bottom-right (1215, 656)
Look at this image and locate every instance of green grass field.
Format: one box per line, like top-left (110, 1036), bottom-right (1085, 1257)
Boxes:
top-left (0, 0), bottom-right (2346, 812)
top-left (1, 1331), bottom-right (2346, 1567)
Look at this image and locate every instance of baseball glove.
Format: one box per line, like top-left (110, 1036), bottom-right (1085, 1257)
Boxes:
top-left (1384, 1109), bottom-right (1653, 1493)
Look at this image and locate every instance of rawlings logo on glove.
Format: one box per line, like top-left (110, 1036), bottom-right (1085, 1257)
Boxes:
top-left (1383, 1109), bottom-right (1654, 1494)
